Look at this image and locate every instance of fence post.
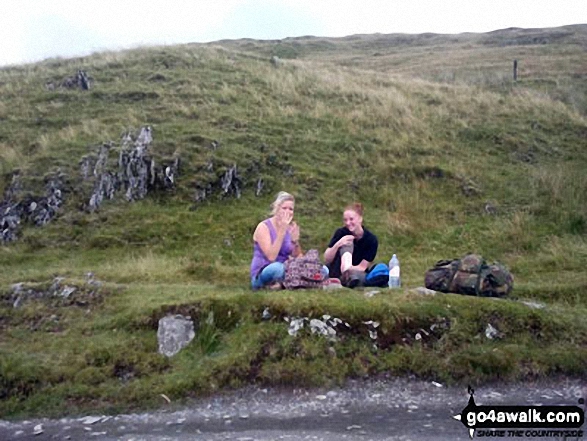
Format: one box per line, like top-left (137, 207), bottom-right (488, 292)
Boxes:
top-left (513, 60), bottom-right (518, 81)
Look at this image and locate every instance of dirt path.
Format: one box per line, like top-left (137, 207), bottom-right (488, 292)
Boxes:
top-left (1, 377), bottom-right (584, 440)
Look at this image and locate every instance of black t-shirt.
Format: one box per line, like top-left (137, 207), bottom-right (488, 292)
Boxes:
top-left (327, 227), bottom-right (378, 277)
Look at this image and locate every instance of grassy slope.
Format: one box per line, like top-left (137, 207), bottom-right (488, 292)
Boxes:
top-left (0, 25), bottom-right (586, 418)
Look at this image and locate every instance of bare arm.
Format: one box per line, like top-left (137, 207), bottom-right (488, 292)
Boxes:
top-left (323, 244), bottom-right (339, 265)
top-left (289, 222), bottom-right (303, 257)
top-left (253, 222), bottom-right (286, 262)
top-left (324, 235), bottom-right (354, 264)
top-left (350, 260), bottom-right (371, 273)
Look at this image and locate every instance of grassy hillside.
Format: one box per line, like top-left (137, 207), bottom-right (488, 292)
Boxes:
top-left (1, 25), bottom-right (586, 418)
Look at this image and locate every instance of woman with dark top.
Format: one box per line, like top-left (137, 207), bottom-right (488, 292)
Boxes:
top-left (324, 202), bottom-right (378, 287)
top-left (250, 191), bottom-right (302, 289)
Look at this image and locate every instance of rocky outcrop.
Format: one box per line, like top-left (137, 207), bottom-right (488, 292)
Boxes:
top-left (1, 126), bottom-right (179, 242)
top-left (46, 70), bottom-right (91, 91)
top-left (1, 124), bottom-right (295, 239)
top-left (82, 126), bottom-right (179, 212)
top-left (5, 275), bottom-right (103, 310)
top-left (1, 171), bottom-right (66, 243)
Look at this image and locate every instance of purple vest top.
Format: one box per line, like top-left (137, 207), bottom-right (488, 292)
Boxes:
top-left (250, 219), bottom-right (293, 277)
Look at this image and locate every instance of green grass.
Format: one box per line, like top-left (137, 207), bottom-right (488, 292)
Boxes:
top-left (1, 25), bottom-right (587, 418)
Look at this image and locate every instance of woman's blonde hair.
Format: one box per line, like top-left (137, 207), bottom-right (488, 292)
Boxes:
top-left (270, 191), bottom-right (295, 215)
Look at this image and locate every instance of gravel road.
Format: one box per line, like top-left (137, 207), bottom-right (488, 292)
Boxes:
top-left (1, 377), bottom-right (584, 441)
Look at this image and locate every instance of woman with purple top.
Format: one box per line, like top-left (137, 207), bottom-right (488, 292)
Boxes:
top-left (250, 191), bottom-right (302, 289)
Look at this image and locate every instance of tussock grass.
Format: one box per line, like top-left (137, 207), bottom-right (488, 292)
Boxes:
top-left (95, 252), bottom-right (189, 284)
top-left (0, 142), bottom-right (27, 177)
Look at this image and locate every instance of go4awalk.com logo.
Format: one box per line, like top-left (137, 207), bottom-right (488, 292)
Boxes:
top-left (453, 386), bottom-right (585, 439)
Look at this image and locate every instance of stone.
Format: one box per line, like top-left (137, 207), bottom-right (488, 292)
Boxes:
top-left (157, 315), bottom-right (196, 357)
top-left (61, 70), bottom-right (91, 90)
top-left (255, 178), bottom-right (264, 196)
top-left (308, 318), bottom-right (338, 339)
top-left (220, 164), bottom-right (242, 199)
top-left (59, 286), bottom-right (77, 298)
top-left (485, 323), bottom-right (500, 339)
top-left (520, 300), bottom-right (545, 309)
top-left (262, 307), bottom-right (271, 321)
top-left (414, 287), bottom-right (437, 296)
top-left (80, 416), bottom-right (102, 425)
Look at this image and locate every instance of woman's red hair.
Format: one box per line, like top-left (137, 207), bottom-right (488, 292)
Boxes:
top-left (344, 202), bottom-right (364, 217)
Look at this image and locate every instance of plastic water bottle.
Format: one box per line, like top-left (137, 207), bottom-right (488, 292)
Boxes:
top-left (388, 254), bottom-right (401, 288)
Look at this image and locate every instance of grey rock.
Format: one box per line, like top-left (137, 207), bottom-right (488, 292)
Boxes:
top-left (520, 300), bottom-right (545, 309)
top-left (11, 283), bottom-right (24, 294)
top-left (484, 202), bottom-right (497, 215)
top-left (485, 323), bottom-right (500, 339)
top-left (12, 295), bottom-right (22, 309)
top-left (157, 315), bottom-right (196, 357)
top-left (262, 307), bottom-right (272, 321)
top-left (255, 178), bottom-right (264, 197)
top-left (286, 317), bottom-right (306, 336)
top-left (80, 156), bottom-right (94, 180)
top-left (79, 416), bottom-right (102, 425)
top-left (60, 70), bottom-right (91, 90)
top-left (50, 277), bottom-right (65, 294)
top-left (220, 164), bottom-right (242, 199)
top-left (58, 286), bottom-right (76, 298)
top-left (414, 287), bottom-right (437, 296)
top-left (309, 319), bottom-right (337, 339)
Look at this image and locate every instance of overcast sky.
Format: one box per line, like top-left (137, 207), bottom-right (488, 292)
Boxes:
top-left (1, 0), bottom-right (585, 66)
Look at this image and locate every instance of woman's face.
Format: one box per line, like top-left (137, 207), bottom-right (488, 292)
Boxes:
top-left (278, 200), bottom-right (295, 217)
top-left (343, 209), bottom-right (362, 233)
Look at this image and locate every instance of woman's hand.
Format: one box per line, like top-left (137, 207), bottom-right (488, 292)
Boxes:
top-left (336, 235), bottom-right (354, 249)
top-left (288, 221), bottom-right (300, 243)
top-left (274, 209), bottom-right (293, 232)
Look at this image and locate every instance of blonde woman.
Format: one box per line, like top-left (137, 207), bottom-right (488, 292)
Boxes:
top-left (250, 191), bottom-right (303, 289)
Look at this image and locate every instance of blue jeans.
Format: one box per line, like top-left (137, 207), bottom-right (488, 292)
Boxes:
top-left (251, 262), bottom-right (285, 290)
top-left (251, 263), bottom-right (329, 289)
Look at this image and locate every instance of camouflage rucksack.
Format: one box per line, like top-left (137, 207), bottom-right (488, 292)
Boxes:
top-left (424, 254), bottom-right (513, 297)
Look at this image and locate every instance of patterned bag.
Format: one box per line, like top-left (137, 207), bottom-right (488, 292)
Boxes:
top-left (283, 249), bottom-right (326, 289)
top-left (424, 254), bottom-right (513, 297)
